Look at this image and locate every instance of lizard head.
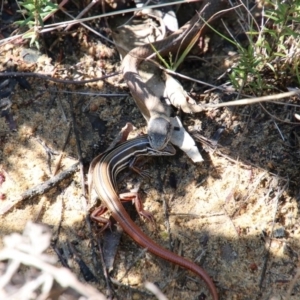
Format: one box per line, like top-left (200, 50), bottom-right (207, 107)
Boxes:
top-left (147, 116), bottom-right (173, 150)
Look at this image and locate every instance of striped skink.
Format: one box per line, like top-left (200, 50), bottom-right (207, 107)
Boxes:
top-left (90, 135), bottom-right (218, 299)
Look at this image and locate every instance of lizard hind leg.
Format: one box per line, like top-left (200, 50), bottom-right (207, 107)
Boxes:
top-left (119, 189), bottom-right (155, 225)
top-left (90, 206), bottom-right (112, 233)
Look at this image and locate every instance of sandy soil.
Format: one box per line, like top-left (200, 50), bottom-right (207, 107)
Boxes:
top-left (0, 2), bottom-right (300, 300)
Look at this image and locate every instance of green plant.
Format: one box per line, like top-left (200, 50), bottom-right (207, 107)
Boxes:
top-left (150, 24), bottom-right (203, 72)
top-left (15, 0), bottom-right (58, 48)
top-left (229, 0), bottom-right (300, 94)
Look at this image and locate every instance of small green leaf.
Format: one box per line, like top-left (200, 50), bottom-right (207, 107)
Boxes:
top-left (22, 3), bottom-right (35, 11)
top-left (266, 63), bottom-right (275, 73)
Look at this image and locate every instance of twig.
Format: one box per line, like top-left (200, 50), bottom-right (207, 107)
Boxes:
top-left (286, 262), bottom-right (300, 298)
top-left (61, 6), bottom-right (115, 47)
top-left (164, 67), bottom-right (300, 108)
top-left (0, 260), bottom-right (20, 288)
top-left (272, 120), bottom-right (285, 141)
top-left (109, 277), bottom-right (153, 297)
top-left (119, 248), bottom-right (148, 281)
top-left (145, 282), bottom-right (168, 300)
top-left (53, 122), bottom-right (72, 176)
top-left (204, 90), bottom-right (300, 108)
top-left (163, 193), bottom-right (173, 251)
top-left (68, 241), bottom-right (97, 283)
top-left (86, 215), bottom-right (103, 280)
top-left (8, 273), bottom-right (52, 300)
top-left (96, 236), bottom-right (114, 299)
top-left (0, 222), bottom-right (106, 299)
top-left (0, 248), bottom-right (106, 299)
top-left (259, 102), bottom-right (300, 125)
top-left (67, 93), bottom-right (86, 201)
top-left (0, 0), bottom-right (202, 47)
top-left (0, 71), bottom-right (119, 84)
top-left (32, 196), bottom-right (47, 222)
top-left (33, 135), bottom-right (59, 174)
top-left (0, 162), bottom-right (79, 215)
top-left (64, 0), bottom-right (100, 31)
top-left (51, 243), bottom-right (70, 269)
top-left (259, 182), bottom-right (288, 290)
top-left (56, 90), bottom-right (128, 97)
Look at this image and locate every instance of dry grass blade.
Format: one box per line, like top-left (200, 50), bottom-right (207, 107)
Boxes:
top-left (0, 222), bottom-right (106, 300)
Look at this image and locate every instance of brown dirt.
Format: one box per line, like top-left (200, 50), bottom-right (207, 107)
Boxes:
top-left (0, 2), bottom-right (300, 300)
